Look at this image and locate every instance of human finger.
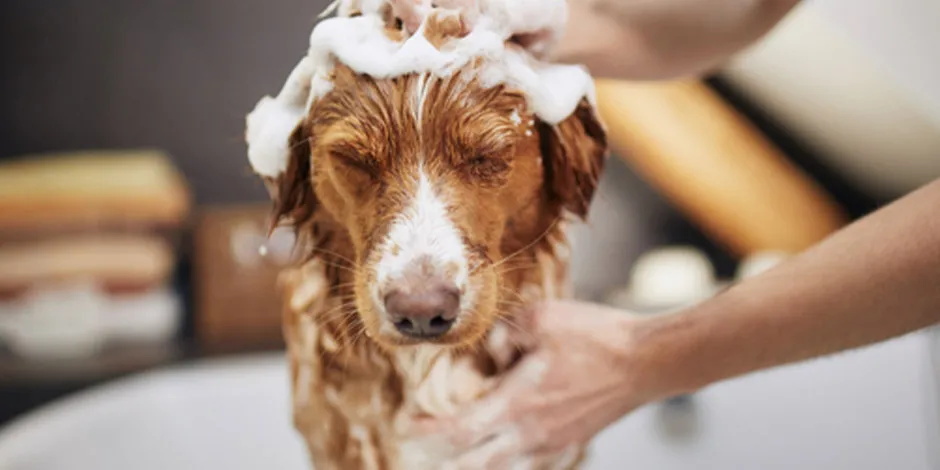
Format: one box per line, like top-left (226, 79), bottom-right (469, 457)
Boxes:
top-left (406, 353), bottom-right (549, 450)
top-left (447, 427), bottom-right (526, 469)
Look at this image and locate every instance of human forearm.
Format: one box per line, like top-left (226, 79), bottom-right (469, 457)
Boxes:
top-left (556, 0), bottom-right (801, 80)
top-left (405, 179), bottom-right (940, 458)
top-left (634, 179), bottom-right (940, 398)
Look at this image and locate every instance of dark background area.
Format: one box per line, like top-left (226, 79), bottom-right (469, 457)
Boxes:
top-left (0, 0), bottom-right (333, 203)
top-left (0, 1), bottom-right (881, 427)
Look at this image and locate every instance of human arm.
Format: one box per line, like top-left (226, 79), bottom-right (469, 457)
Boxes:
top-left (404, 178), bottom-right (940, 467)
top-left (639, 177), bottom-right (940, 397)
top-left (554, 0), bottom-right (802, 80)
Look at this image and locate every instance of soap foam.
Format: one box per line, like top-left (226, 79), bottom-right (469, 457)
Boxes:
top-left (246, 0), bottom-right (595, 178)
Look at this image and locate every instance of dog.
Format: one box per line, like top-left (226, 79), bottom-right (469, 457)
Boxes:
top-left (247, 2), bottom-right (607, 468)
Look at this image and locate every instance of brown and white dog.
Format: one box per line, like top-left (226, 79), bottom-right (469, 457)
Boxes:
top-left (250, 3), bottom-right (607, 469)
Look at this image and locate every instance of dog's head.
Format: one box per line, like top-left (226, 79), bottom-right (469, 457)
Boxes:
top-left (253, 4), bottom-right (606, 350)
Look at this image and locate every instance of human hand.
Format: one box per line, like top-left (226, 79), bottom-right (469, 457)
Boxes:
top-left (387, 0), bottom-right (570, 59)
top-left (550, 0), bottom-right (648, 77)
top-left (388, 0), bottom-right (475, 34)
top-left (553, 0), bottom-right (803, 80)
top-left (401, 300), bottom-right (660, 469)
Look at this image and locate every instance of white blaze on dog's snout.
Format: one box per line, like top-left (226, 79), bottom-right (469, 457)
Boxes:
top-left (376, 169), bottom-right (469, 298)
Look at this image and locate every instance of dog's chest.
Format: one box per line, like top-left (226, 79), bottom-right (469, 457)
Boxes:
top-left (282, 247), bottom-right (572, 470)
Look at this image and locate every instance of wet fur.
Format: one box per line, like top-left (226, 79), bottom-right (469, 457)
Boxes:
top-left (270, 60), bottom-right (606, 469)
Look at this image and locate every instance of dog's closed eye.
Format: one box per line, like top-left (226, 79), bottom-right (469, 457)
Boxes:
top-left (466, 155), bottom-right (487, 166)
top-left (459, 153), bottom-right (511, 186)
top-left (332, 151), bottom-right (379, 178)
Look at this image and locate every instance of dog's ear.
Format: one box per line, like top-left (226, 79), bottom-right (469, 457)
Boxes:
top-left (266, 121), bottom-right (318, 234)
top-left (538, 99), bottom-right (608, 219)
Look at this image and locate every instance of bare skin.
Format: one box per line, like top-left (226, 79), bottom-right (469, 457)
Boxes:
top-left (553, 0), bottom-right (802, 80)
top-left (401, 1), bottom-right (940, 463)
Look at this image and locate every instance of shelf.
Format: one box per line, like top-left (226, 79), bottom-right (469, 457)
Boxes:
top-left (0, 342), bottom-right (190, 388)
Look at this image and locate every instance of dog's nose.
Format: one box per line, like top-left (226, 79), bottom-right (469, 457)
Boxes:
top-left (385, 283), bottom-right (460, 339)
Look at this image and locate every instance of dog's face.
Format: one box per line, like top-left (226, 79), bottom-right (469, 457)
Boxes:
top-left (274, 64), bottom-right (605, 349)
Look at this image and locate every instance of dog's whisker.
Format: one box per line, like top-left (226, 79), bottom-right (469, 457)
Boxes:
top-left (322, 305), bottom-right (360, 372)
top-left (312, 302), bottom-right (354, 320)
top-left (319, 306), bottom-right (358, 324)
top-left (309, 246), bottom-right (358, 267)
top-left (317, 261), bottom-right (362, 277)
top-left (493, 311), bottom-right (537, 346)
top-left (491, 216), bottom-right (563, 271)
top-left (494, 262), bottom-right (542, 276)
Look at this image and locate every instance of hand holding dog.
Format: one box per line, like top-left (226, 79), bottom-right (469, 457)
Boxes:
top-left (403, 301), bottom-right (656, 469)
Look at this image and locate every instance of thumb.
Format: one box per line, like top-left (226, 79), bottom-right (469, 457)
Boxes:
top-left (452, 352), bottom-right (551, 437)
top-left (408, 352), bottom-right (552, 450)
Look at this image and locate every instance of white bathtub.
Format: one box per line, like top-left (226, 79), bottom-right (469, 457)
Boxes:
top-left (0, 330), bottom-right (936, 470)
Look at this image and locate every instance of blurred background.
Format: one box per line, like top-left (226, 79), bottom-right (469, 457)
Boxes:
top-left (0, 0), bottom-right (939, 469)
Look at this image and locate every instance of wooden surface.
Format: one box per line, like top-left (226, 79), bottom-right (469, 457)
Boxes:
top-left (193, 205), bottom-right (287, 352)
top-left (594, 79), bottom-right (849, 256)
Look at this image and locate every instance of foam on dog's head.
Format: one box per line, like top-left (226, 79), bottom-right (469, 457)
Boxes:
top-left (245, 0), bottom-right (594, 179)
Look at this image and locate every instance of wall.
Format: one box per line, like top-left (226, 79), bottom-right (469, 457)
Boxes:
top-left (722, 0), bottom-right (940, 198)
top-left (0, 0), bottom-right (330, 204)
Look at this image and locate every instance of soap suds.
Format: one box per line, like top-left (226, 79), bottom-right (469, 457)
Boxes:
top-left (509, 109), bottom-right (522, 126)
top-left (245, 0), bottom-right (595, 179)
